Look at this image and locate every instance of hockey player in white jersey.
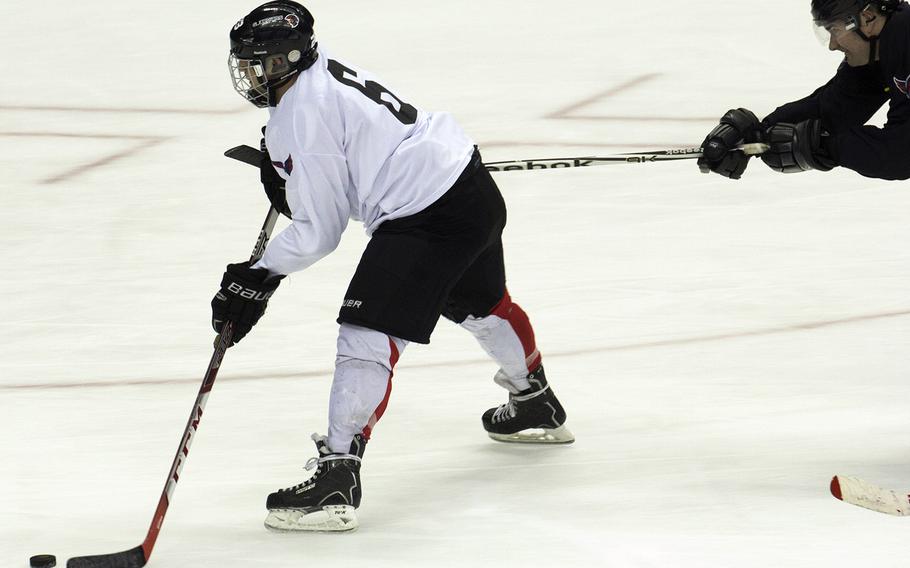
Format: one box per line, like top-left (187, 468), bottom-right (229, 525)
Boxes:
top-left (212, 1), bottom-right (574, 532)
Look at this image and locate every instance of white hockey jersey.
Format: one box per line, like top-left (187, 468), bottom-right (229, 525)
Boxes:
top-left (252, 49), bottom-right (475, 276)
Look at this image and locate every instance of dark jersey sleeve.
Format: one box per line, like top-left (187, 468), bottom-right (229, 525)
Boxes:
top-left (764, 6), bottom-right (910, 181)
top-left (834, 113), bottom-right (910, 180)
top-left (762, 62), bottom-right (887, 131)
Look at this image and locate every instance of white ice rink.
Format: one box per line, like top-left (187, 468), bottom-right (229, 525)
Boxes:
top-left (3, 1), bottom-right (910, 566)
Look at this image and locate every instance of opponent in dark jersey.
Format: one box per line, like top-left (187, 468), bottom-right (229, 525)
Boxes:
top-left (699, 1), bottom-right (910, 181)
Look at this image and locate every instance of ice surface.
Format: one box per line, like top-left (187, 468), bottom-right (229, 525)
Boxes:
top-left (2, 1), bottom-right (909, 567)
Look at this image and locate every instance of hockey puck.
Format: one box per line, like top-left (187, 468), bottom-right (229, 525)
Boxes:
top-left (29, 555), bottom-right (56, 568)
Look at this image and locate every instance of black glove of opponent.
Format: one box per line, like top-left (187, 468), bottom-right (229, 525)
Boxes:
top-left (211, 261), bottom-right (285, 346)
top-left (260, 129), bottom-right (292, 218)
top-left (697, 108), bottom-right (761, 180)
top-left (760, 119), bottom-right (837, 173)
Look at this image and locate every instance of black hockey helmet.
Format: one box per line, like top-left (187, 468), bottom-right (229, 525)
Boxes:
top-left (229, 1), bottom-right (318, 108)
top-left (812, 0), bottom-right (899, 28)
top-left (811, 0), bottom-right (900, 56)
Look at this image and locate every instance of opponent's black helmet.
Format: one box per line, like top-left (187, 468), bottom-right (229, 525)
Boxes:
top-left (229, 1), bottom-right (318, 108)
top-left (812, 0), bottom-right (899, 26)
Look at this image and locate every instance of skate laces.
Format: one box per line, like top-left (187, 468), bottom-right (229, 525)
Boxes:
top-left (491, 385), bottom-right (550, 423)
top-left (283, 463), bottom-right (319, 493)
top-left (300, 433), bottom-right (362, 476)
top-left (278, 434), bottom-right (339, 493)
top-left (492, 400), bottom-right (518, 423)
top-left (281, 454), bottom-right (361, 493)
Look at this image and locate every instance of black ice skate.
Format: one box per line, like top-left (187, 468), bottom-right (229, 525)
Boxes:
top-left (264, 433), bottom-right (365, 532)
top-left (482, 365), bottom-right (574, 444)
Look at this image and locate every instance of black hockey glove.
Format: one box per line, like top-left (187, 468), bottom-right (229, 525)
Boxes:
top-left (211, 261), bottom-right (285, 346)
top-left (260, 130), bottom-right (292, 219)
top-left (697, 108), bottom-right (762, 180)
top-left (760, 119), bottom-right (837, 174)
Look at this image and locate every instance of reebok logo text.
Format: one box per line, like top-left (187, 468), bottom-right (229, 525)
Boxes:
top-left (486, 159), bottom-right (594, 171)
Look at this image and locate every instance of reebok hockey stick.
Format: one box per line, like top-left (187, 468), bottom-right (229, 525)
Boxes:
top-left (830, 475), bottom-right (910, 516)
top-left (224, 143), bottom-right (769, 172)
top-left (65, 201), bottom-right (280, 567)
top-left (482, 143), bottom-right (768, 171)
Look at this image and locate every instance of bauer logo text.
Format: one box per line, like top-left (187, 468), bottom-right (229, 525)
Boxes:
top-left (227, 282), bottom-right (274, 301)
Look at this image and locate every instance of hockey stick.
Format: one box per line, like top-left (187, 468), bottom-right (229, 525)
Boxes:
top-left (65, 200), bottom-right (280, 566)
top-left (483, 143), bottom-right (768, 171)
top-left (830, 475), bottom-right (910, 516)
top-left (224, 143), bottom-right (769, 172)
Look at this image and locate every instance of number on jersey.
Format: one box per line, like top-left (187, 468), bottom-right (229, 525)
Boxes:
top-left (327, 59), bottom-right (418, 125)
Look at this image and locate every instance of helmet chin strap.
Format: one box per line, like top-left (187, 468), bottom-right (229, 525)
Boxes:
top-left (264, 49), bottom-right (313, 106)
top-left (853, 27), bottom-right (880, 65)
top-left (867, 34), bottom-right (880, 65)
top-left (267, 71), bottom-right (299, 107)
top-left (852, 8), bottom-right (891, 65)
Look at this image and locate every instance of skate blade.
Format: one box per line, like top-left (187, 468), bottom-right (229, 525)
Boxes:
top-left (264, 505), bottom-right (359, 532)
top-left (488, 424), bottom-right (575, 444)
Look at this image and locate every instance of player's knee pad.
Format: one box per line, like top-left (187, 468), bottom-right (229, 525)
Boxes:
top-left (443, 286), bottom-right (509, 324)
top-left (458, 290), bottom-right (517, 337)
top-left (336, 322), bottom-right (407, 371)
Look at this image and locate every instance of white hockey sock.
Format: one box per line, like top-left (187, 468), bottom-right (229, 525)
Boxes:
top-left (327, 323), bottom-right (407, 453)
top-left (459, 291), bottom-right (541, 394)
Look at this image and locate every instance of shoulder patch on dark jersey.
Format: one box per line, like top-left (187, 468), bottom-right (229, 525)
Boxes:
top-left (893, 73), bottom-right (910, 98)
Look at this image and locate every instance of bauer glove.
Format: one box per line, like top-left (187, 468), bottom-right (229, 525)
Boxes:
top-left (760, 119), bottom-right (837, 174)
top-left (211, 261), bottom-right (285, 346)
top-left (697, 108), bottom-right (762, 180)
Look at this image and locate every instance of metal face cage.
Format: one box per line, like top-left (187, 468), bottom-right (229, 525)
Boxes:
top-left (228, 52), bottom-right (297, 108)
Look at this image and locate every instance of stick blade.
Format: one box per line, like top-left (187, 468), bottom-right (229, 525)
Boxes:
top-left (831, 475), bottom-right (910, 516)
top-left (224, 144), bottom-right (263, 168)
top-left (67, 546), bottom-right (147, 568)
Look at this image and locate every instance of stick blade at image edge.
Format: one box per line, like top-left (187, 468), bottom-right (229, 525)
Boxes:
top-left (831, 475), bottom-right (910, 516)
top-left (66, 546), bottom-right (146, 568)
